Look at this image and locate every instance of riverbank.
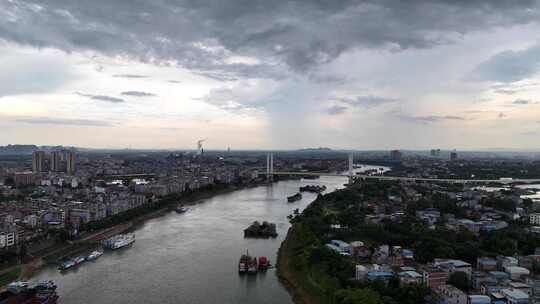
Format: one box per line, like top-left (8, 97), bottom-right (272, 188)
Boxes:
top-left (0, 266), bottom-right (21, 287)
top-left (276, 226), bottom-right (320, 304)
top-left (0, 181), bottom-right (271, 288)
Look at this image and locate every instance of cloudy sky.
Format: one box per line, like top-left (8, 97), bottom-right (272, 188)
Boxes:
top-left (1, 0), bottom-right (540, 150)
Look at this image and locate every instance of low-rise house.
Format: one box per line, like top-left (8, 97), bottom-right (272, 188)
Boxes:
top-left (367, 271), bottom-right (394, 282)
top-left (350, 241), bottom-right (371, 258)
top-left (329, 240), bottom-right (351, 253)
top-left (508, 282), bottom-right (531, 297)
top-left (468, 295), bottom-right (491, 304)
top-left (435, 284), bottom-right (467, 304)
top-left (504, 266), bottom-right (530, 281)
top-left (477, 257), bottom-right (497, 271)
top-left (420, 265), bottom-right (448, 290)
top-left (399, 270), bottom-right (423, 284)
top-left (498, 256), bottom-right (518, 269)
top-left (500, 288), bottom-right (529, 304)
top-left (434, 259), bottom-right (472, 278)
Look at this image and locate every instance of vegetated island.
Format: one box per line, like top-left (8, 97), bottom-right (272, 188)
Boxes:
top-left (244, 221), bottom-right (278, 238)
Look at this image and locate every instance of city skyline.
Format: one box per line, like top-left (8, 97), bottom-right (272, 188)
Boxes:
top-left (1, 1), bottom-right (540, 149)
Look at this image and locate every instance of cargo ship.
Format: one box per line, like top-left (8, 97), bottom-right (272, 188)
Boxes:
top-left (1, 281), bottom-right (58, 304)
top-left (238, 250), bottom-right (258, 274)
top-left (86, 250), bottom-right (104, 261)
top-left (103, 233), bottom-right (135, 250)
top-left (299, 185), bottom-right (326, 193)
top-left (287, 192), bottom-right (302, 202)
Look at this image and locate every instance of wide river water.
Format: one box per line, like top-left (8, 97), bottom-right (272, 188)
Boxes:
top-left (33, 165), bottom-right (387, 304)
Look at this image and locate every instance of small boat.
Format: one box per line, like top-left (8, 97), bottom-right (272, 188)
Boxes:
top-left (7, 281), bottom-right (29, 293)
top-left (175, 206), bottom-right (189, 214)
top-left (4, 280), bottom-right (59, 303)
top-left (248, 257), bottom-right (258, 274)
top-left (287, 193), bottom-right (302, 202)
top-left (258, 256), bottom-right (269, 270)
top-left (86, 250), bottom-right (104, 261)
top-left (239, 251), bottom-right (251, 274)
top-left (73, 256), bottom-right (86, 266)
top-left (59, 260), bottom-right (75, 270)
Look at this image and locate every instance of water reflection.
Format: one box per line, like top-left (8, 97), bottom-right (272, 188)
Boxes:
top-left (31, 166), bottom-right (384, 304)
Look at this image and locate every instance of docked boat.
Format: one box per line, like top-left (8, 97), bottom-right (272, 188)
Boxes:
top-left (258, 256), bottom-right (269, 270)
top-left (58, 260), bottom-right (75, 271)
top-left (247, 256), bottom-right (258, 274)
top-left (73, 256), bottom-right (86, 266)
top-left (103, 233), bottom-right (135, 250)
top-left (238, 250), bottom-right (258, 274)
top-left (2, 280), bottom-right (58, 303)
top-left (6, 281), bottom-right (29, 294)
top-left (238, 253), bottom-right (250, 274)
top-left (86, 250), bottom-right (104, 261)
top-left (175, 205), bottom-right (189, 214)
top-left (287, 192), bottom-right (302, 202)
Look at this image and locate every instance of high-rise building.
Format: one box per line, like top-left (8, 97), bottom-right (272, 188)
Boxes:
top-left (430, 149), bottom-right (441, 157)
top-left (390, 150), bottom-right (402, 160)
top-left (32, 151), bottom-right (45, 173)
top-left (66, 151), bottom-right (76, 174)
top-left (50, 151), bottom-right (63, 172)
top-left (450, 151), bottom-right (458, 161)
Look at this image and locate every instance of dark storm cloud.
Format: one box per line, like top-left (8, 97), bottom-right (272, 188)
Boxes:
top-left (75, 92), bottom-right (125, 103)
top-left (16, 116), bottom-right (112, 127)
top-left (199, 87), bottom-right (265, 111)
top-left (325, 105), bottom-right (348, 115)
top-left (339, 96), bottom-right (398, 108)
top-left (112, 74), bottom-right (148, 79)
top-left (495, 89), bottom-right (519, 95)
top-left (472, 44), bottom-right (540, 83)
top-left (1, 0), bottom-right (539, 79)
top-left (512, 99), bottom-right (538, 105)
top-left (121, 91), bottom-right (157, 97)
top-left (390, 110), bottom-right (466, 124)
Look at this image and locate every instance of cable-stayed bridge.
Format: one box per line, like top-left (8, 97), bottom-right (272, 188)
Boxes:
top-left (265, 152), bottom-right (540, 184)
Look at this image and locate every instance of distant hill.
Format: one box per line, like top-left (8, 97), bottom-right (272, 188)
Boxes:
top-left (0, 145), bottom-right (75, 155)
top-left (296, 147), bottom-right (332, 152)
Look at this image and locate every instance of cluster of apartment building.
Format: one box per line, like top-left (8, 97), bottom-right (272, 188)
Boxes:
top-left (326, 238), bottom-right (538, 304)
top-left (0, 151), bottom-right (294, 253)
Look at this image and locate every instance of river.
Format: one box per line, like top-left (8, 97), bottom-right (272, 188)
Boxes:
top-left (32, 165), bottom-right (388, 304)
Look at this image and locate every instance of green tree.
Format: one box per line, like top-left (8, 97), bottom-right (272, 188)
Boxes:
top-left (3, 177), bottom-right (15, 187)
top-left (447, 271), bottom-right (470, 292)
top-left (532, 260), bottom-right (540, 275)
top-left (334, 288), bottom-right (383, 304)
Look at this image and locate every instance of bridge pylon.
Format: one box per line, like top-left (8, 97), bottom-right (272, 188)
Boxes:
top-left (266, 152), bottom-right (274, 183)
top-left (348, 152), bottom-right (354, 185)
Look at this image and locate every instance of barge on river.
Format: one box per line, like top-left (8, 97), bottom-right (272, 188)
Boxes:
top-left (103, 233), bottom-right (135, 250)
top-left (287, 193), bottom-right (302, 203)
